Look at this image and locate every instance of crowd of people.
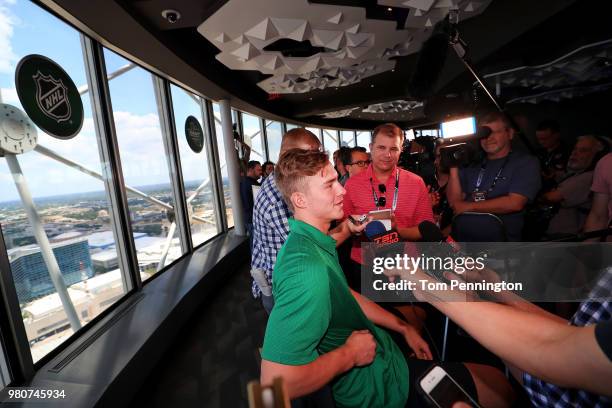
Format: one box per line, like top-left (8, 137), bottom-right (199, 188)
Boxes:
top-left (244, 116), bottom-right (611, 407)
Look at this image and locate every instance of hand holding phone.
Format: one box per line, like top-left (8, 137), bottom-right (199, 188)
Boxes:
top-left (419, 365), bottom-right (480, 408)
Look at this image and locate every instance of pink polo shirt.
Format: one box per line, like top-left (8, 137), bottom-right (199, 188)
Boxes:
top-left (591, 152), bottom-right (612, 222)
top-left (343, 164), bottom-right (434, 264)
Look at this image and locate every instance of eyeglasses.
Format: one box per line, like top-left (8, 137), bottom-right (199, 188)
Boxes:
top-left (349, 160), bottom-right (371, 167)
top-left (377, 184), bottom-right (386, 207)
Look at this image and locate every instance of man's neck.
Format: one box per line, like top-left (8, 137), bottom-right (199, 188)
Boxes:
top-left (295, 213), bottom-right (330, 235)
top-left (487, 147), bottom-right (511, 161)
top-left (373, 166), bottom-right (394, 182)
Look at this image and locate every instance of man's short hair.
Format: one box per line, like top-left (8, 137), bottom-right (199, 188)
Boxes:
top-left (338, 146), bottom-right (353, 166)
top-left (536, 119), bottom-right (561, 133)
top-left (478, 111), bottom-right (513, 129)
top-left (275, 149), bottom-right (329, 211)
top-left (247, 160), bottom-right (261, 170)
top-left (263, 161), bottom-right (275, 167)
top-left (372, 123), bottom-right (404, 144)
top-left (280, 128), bottom-right (320, 153)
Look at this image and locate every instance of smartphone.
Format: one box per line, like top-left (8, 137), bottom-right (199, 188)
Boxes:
top-left (419, 365), bottom-right (480, 408)
top-left (348, 214), bottom-right (367, 225)
top-left (368, 209), bottom-right (392, 220)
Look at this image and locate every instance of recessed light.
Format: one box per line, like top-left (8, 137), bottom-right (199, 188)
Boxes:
top-left (370, 84), bottom-right (374, 88)
top-left (387, 7), bottom-right (393, 11)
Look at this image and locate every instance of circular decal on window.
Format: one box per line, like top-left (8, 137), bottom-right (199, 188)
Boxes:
top-left (15, 54), bottom-right (84, 140)
top-left (185, 115), bottom-right (204, 153)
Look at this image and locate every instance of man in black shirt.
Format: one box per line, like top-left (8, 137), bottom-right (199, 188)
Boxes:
top-left (241, 160), bottom-right (262, 250)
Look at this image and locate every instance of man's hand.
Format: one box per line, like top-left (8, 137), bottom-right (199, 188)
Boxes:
top-left (402, 325), bottom-right (433, 360)
top-left (430, 191), bottom-right (440, 208)
top-left (344, 330), bottom-right (376, 367)
top-left (346, 216), bottom-right (370, 235)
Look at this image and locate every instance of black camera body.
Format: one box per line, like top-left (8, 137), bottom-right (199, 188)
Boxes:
top-left (439, 140), bottom-right (483, 168)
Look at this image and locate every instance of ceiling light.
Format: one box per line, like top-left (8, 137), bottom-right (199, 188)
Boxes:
top-left (370, 84), bottom-right (374, 87)
top-left (387, 7), bottom-right (393, 11)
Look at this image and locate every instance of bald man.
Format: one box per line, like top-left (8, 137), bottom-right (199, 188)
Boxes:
top-left (251, 128), bottom-right (363, 313)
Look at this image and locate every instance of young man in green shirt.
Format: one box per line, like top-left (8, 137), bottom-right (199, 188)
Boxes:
top-left (261, 149), bottom-right (513, 407)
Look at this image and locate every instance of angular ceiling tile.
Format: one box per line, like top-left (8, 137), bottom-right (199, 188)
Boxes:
top-left (402, 0), bottom-right (435, 12)
top-left (214, 32), bottom-right (230, 43)
top-left (346, 23), bottom-right (360, 34)
top-left (327, 12), bottom-right (343, 24)
top-left (231, 41), bottom-right (260, 61)
top-left (245, 18), bottom-right (279, 41)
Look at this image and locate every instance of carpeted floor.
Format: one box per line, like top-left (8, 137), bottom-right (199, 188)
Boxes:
top-left (133, 264), bottom-right (268, 407)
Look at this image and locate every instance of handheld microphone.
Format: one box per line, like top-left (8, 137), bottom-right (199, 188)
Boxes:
top-left (418, 220), bottom-right (460, 252)
top-left (364, 220), bottom-right (401, 259)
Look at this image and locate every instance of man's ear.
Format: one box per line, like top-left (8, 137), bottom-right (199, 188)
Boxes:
top-left (508, 127), bottom-right (515, 140)
top-left (290, 191), bottom-right (308, 210)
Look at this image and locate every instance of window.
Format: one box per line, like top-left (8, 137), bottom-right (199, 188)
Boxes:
top-left (104, 49), bottom-right (185, 279)
top-left (242, 112), bottom-right (264, 163)
top-left (322, 129), bottom-right (339, 161)
top-left (265, 120), bottom-right (283, 162)
top-left (356, 131), bottom-right (371, 149)
top-left (0, 1), bottom-right (128, 362)
top-left (211, 103), bottom-right (233, 227)
top-left (340, 130), bottom-right (355, 147)
top-left (170, 85), bottom-right (220, 247)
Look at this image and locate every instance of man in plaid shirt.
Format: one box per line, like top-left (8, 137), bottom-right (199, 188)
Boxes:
top-left (522, 267), bottom-right (611, 407)
top-left (251, 128), bottom-right (365, 313)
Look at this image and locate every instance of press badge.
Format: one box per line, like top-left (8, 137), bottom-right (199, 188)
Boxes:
top-left (472, 191), bottom-right (487, 202)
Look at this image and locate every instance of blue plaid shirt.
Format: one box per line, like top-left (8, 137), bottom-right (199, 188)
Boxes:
top-left (251, 175), bottom-right (292, 298)
top-left (523, 267), bottom-right (612, 407)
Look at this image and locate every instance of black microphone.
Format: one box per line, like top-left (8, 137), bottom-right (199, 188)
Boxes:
top-left (418, 221), bottom-right (462, 281)
top-left (475, 125), bottom-right (492, 140)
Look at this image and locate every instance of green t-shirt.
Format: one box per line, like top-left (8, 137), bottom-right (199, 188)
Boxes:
top-left (262, 219), bottom-right (409, 408)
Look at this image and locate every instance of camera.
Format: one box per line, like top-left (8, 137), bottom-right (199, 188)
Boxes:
top-left (438, 125), bottom-right (491, 168)
top-left (161, 9), bottom-right (181, 24)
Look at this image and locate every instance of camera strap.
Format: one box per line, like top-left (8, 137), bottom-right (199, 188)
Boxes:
top-left (370, 169), bottom-right (400, 210)
top-left (473, 152), bottom-right (511, 194)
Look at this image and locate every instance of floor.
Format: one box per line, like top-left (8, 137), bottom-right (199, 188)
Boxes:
top-left (133, 264), bottom-right (268, 407)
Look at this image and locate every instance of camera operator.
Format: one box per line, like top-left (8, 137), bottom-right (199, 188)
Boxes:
top-left (447, 112), bottom-right (541, 241)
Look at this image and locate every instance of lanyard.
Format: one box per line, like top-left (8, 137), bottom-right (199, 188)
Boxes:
top-left (370, 169), bottom-right (400, 210)
top-left (473, 153), bottom-right (511, 193)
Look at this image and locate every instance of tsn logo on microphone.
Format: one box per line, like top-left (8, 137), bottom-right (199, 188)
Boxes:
top-left (373, 231), bottom-right (400, 245)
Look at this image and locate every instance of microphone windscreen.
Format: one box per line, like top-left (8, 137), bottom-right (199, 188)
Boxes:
top-left (365, 220), bottom-right (387, 240)
top-left (418, 220), bottom-right (445, 243)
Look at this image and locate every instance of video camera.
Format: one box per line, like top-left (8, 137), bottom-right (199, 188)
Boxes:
top-left (438, 125), bottom-right (491, 168)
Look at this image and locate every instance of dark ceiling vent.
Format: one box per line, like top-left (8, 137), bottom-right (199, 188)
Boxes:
top-left (263, 39), bottom-right (327, 58)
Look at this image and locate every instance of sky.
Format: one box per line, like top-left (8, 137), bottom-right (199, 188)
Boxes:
top-left (0, 0), bottom-right (350, 204)
top-left (0, 0), bottom-right (223, 203)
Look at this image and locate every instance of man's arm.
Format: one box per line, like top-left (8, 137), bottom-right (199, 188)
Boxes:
top-left (261, 330), bottom-right (376, 398)
top-left (452, 193), bottom-right (528, 215)
top-left (584, 192), bottom-right (610, 233)
top-left (350, 289), bottom-right (432, 359)
top-left (447, 167), bottom-right (465, 207)
top-left (430, 301), bottom-right (612, 396)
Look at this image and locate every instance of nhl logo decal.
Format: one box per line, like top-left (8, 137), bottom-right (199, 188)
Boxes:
top-left (15, 54), bottom-right (83, 140)
top-left (33, 71), bottom-right (72, 123)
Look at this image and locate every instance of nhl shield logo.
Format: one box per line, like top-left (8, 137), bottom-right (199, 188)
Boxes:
top-left (33, 71), bottom-right (72, 123)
